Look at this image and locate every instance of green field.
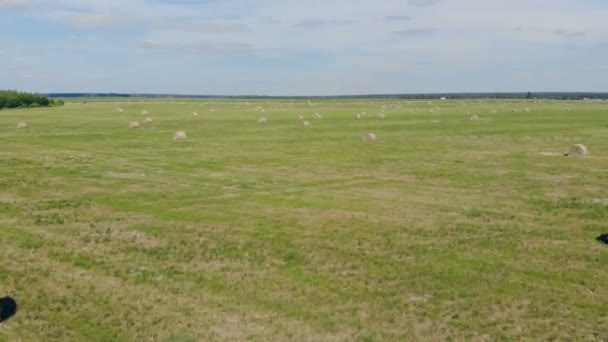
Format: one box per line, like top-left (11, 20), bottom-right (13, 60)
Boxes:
top-left (1, 99), bottom-right (607, 341)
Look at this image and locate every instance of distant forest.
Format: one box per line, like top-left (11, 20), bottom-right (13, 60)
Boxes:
top-left (0, 90), bottom-right (63, 109)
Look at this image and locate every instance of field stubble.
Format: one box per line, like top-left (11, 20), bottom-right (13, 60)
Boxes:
top-left (0, 99), bottom-right (607, 341)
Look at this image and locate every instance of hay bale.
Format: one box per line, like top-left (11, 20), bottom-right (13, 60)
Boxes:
top-left (362, 132), bottom-right (377, 141)
top-left (470, 115), bottom-right (480, 122)
top-left (314, 113), bottom-right (322, 120)
top-left (192, 112), bottom-right (199, 117)
top-left (355, 113), bottom-right (362, 119)
top-left (143, 117), bottom-right (153, 123)
top-left (16, 122), bottom-right (27, 129)
top-left (298, 115), bottom-right (304, 120)
top-left (377, 113), bottom-right (385, 119)
top-left (128, 121), bottom-right (140, 129)
top-left (524, 108), bottom-right (531, 113)
top-left (173, 131), bottom-right (187, 140)
top-left (565, 144), bottom-right (588, 157)
top-left (116, 107), bottom-right (124, 113)
top-left (257, 117), bottom-right (267, 123)
top-left (141, 110), bottom-right (148, 115)
top-left (302, 120), bottom-right (311, 127)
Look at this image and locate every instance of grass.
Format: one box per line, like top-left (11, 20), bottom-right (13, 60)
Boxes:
top-left (0, 98), bottom-right (607, 341)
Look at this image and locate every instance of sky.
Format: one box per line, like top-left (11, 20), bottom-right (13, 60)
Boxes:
top-left (1, 0), bottom-right (607, 95)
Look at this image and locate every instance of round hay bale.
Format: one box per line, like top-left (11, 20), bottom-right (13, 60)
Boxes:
top-left (355, 113), bottom-right (362, 119)
top-left (128, 121), bottom-right (140, 129)
top-left (143, 117), bottom-right (153, 123)
top-left (362, 132), bottom-right (377, 141)
top-left (116, 107), bottom-right (124, 113)
top-left (565, 144), bottom-right (588, 157)
top-left (314, 113), bottom-right (322, 120)
top-left (298, 115), bottom-right (304, 121)
top-left (257, 117), bottom-right (267, 123)
top-left (192, 112), bottom-right (199, 117)
top-left (470, 115), bottom-right (480, 122)
top-left (16, 122), bottom-right (27, 129)
top-left (141, 110), bottom-right (148, 115)
top-left (173, 131), bottom-right (187, 140)
top-left (377, 113), bottom-right (385, 119)
top-left (302, 120), bottom-right (310, 127)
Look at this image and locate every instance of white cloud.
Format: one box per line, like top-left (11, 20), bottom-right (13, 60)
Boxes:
top-left (50, 11), bottom-right (119, 29)
top-left (293, 19), bottom-right (353, 29)
top-left (142, 39), bottom-right (255, 55)
top-left (385, 15), bottom-right (411, 22)
top-left (544, 72), bottom-right (561, 79)
top-left (408, 0), bottom-right (440, 7)
top-left (0, 0), bottom-right (30, 8)
top-left (258, 16), bottom-right (280, 24)
top-left (66, 13), bottom-right (116, 28)
top-left (187, 22), bottom-right (250, 33)
top-left (66, 35), bottom-right (99, 47)
top-left (5, 0), bottom-right (608, 94)
top-left (553, 30), bottom-right (585, 38)
top-left (585, 65), bottom-right (608, 72)
top-left (142, 39), bottom-right (163, 48)
top-left (393, 28), bottom-right (436, 37)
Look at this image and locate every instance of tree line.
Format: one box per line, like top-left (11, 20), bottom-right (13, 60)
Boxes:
top-left (0, 90), bottom-right (63, 110)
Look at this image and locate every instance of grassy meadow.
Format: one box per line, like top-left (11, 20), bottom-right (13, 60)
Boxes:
top-left (0, 98), bottom-right (607, 341)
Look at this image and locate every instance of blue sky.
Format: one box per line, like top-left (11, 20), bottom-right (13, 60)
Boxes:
top-left (1, 0), bottom-right (607, 95)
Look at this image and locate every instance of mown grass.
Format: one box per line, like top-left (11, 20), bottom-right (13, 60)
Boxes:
top-left (0, 99), bottom-right (607, 341)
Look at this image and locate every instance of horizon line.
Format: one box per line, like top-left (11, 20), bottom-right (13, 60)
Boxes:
top-left (43, 91), bottom-right (608, 98)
